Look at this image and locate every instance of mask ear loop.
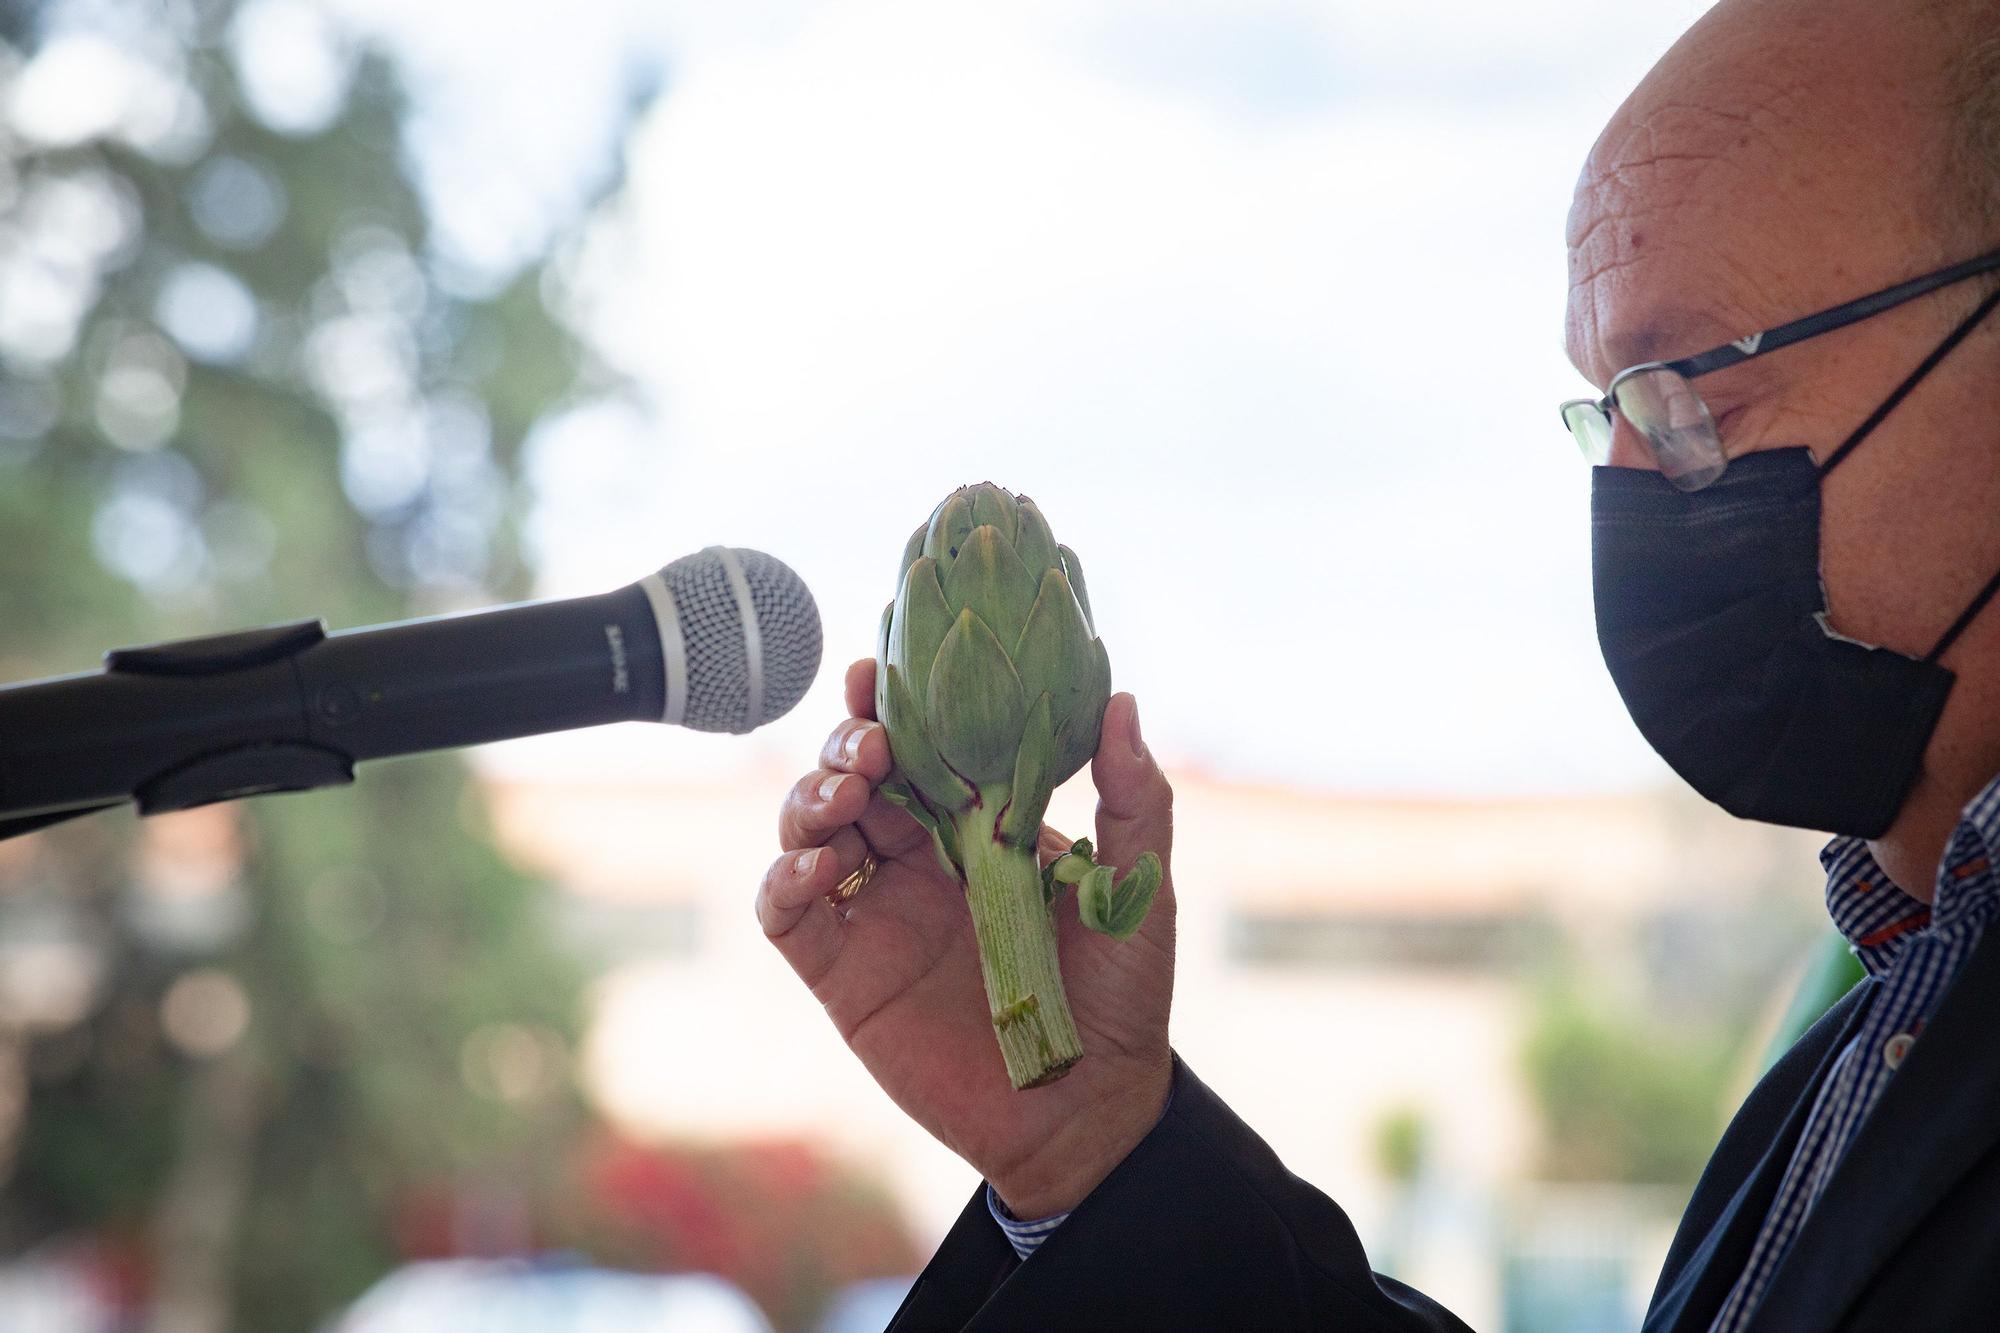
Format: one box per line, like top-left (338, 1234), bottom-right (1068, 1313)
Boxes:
top-left (1821, 282), bottom-right (2000, 477)
top-left (1816, 280), bottom-right (2000, 663)
top-left (1928, 565), bottom-right (2000, 664)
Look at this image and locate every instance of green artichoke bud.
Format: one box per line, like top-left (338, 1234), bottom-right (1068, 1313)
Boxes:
top-left (876, 483), bottom-right (1161, 1089)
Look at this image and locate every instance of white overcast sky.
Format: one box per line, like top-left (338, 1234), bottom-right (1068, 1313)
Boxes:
top-left (307, 0), bottom-right (1719, 795)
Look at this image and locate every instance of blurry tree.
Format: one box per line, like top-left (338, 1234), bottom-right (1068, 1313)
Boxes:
top-left (1368, 1104), bottom-right (1431, 1281)
top-left (0, 0), bottom-right (650, 1327)
top-left (1371, 1105), bottom-right (1429, 1186)
top-left (1521, 981), bottom-right (1737, 1186)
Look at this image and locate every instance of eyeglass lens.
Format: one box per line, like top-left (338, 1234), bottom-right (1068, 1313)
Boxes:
top-left (1611, 367), bottom-right (1727, 491)
top-left (1562, 401), bottom-right (1614, 464)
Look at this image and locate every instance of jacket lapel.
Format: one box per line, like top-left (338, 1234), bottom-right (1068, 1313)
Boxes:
top-left (1747, 927), bottom-right (2000, 1329)
top-left (1647, 989), bottom-right (1874, 1333)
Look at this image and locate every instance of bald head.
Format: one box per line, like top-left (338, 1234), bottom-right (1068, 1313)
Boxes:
top-left (1567, 0), bottom-right (2000, 895)
top-left (1568, 0), bottom-right (1969, 384)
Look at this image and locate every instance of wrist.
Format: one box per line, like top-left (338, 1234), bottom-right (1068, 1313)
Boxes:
top-left (988, 1057), bottom-right (1172, 1218)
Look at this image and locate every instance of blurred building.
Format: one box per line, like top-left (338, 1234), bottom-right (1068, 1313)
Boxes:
top-left (484, 758), bottom-right (1828, 1330)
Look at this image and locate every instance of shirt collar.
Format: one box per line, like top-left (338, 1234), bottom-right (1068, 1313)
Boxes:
top-left (1821, 770), bottom-right (2000, 977)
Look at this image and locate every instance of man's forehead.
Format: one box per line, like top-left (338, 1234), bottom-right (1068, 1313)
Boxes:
top-left (1565, 85), bottom-right (1804, 380)
top-left (1562, 0), bottom-right (1947, 385)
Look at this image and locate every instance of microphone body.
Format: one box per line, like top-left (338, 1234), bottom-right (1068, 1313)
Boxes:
top-left (304, 587), bottom-right (666, 759)
top-left (0, 549), bottom-right (820, 833)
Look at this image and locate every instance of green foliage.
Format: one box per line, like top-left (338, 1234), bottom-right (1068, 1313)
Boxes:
top-left (1521, 981), bottom-right (1738, 1186)
top-left (1371, 1105), bottom-right (1430, 1185)
top-left (1760, 930), bottom-right (1865, 1074)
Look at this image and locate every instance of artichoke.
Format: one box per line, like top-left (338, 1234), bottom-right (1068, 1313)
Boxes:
top-left (875, 483), bottom-right (1162, 1090)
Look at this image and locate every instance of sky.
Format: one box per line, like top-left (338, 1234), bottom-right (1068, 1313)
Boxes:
top-left (308, 0), bottom-right (1720, 795)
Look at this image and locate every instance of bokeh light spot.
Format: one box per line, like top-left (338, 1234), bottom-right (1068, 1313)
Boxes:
top-left (160, 969), bottom-right (252, 1058)
top-left (155, 262), bottom-right (259, 363)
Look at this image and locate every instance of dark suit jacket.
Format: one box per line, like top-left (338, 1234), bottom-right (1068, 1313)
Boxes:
top-left (890, 928), bottom-right (2000, 1330)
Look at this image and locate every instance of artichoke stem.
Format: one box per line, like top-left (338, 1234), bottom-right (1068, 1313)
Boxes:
top-left (961, 788), bottom-right (1082, 1089)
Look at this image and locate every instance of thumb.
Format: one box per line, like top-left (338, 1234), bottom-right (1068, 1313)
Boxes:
top-left (1090, 693), bottom-right (1173, 879)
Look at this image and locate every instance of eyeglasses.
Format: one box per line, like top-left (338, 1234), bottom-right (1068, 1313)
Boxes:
top-left (1561, 246), bottom-right (2000, 491)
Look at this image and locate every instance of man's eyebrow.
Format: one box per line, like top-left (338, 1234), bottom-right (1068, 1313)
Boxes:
top-left (1602, 307), bottom-right (1743, 371)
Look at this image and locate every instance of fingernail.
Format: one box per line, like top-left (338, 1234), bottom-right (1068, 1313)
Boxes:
top-left (817, 772), bottom-right (848, 803)
top-left (842, 723), bottom-right (874, 765)
top-left (793, 847), bottom-right (824, 877)
top-left (1127, 698), bottom-right (1146, 757)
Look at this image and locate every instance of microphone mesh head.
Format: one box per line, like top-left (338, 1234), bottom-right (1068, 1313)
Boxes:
top-left (658, 547), bottom-right (823, 733)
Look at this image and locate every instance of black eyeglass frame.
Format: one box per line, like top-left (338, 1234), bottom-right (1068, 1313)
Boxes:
top-left (1561, 245), bottom-right (2000, 473)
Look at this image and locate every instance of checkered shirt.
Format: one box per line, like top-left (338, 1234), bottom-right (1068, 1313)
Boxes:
top-left (1708, 772), bottom-right (2000, 1330)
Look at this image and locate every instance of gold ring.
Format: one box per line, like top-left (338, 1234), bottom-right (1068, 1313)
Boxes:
top-left (828, 854), bottom-right (878, 905)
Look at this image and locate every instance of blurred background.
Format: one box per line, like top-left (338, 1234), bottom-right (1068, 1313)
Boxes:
top-left (0, 0), bottom-right (1846, 1328)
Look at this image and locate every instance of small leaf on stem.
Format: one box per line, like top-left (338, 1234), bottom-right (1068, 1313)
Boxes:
top-left (1077, 852), bottom-right (1163, 940)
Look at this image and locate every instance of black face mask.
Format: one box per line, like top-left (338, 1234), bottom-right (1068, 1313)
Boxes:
top-left (1591, 264), bottom-right (2000, 839)
top-left (1591, 448), bottom-right (1978, 838)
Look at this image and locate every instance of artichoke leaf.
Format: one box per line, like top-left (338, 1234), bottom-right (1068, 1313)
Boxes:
top-left (1055, 638), bottom-right (1114, 778)
top-left (882, 781), bottom-right (963, 879)
top-left (1050, 839), bottom-right (1095, 883)
top-left (924, 492), bottom-right (975, 575)
top-left (998, 691), bottom-right (1056, 846)
top-left (934, 799), bottom-right (963, 868)
top-left (899, 522), bottom-right (929, 583)
top-left (1074, 865), bottom-right (1117, 934)
top-left (874, 601), bottom-right (895, 721)
top-left (925, 609), bottom-right (1027, 786)
top-left (1076, 852), bottom-right (1163, 940)
top-left (1057, 543), bottom-right (1095, 635)
top-left (942, 526), bottom-right (1040, 651)
top-left (890, 556), bottom-right (954, 701)
top-left (1013, 569), bottom-right (1105, 768)
top-left (879, 779), bottom-right (926, 828)
top-left (968, 482), bottom-right (1018, 541)
top-left (881, 662), bottom-right (976, 810)
top-left (1012, 497), bottom-right (1059, 574)
top-left (1041, 837), bottom-right (1096, 903)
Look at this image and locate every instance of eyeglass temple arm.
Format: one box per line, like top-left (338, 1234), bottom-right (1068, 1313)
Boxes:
top-left (1667, 247), bottom-right (2000, 380)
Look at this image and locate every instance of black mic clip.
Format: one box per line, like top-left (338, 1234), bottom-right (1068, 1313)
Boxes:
top-left (0, 620), bottom-right (357, 843)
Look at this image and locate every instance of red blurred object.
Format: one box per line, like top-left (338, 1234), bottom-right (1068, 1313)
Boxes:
top-left (85, 1229), bottom-right (152, 1314)
top-left (392, 1186), bottom-right (458, 1261)
top-left (378, 1125), bottom-right (917, 1328)
top-left (578, 1130), bottom-right (919, 1328)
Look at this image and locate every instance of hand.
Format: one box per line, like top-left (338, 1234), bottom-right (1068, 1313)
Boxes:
top-left (758, 658), bottom-right (1177, 1218)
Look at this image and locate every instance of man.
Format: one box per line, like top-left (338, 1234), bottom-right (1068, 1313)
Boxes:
top-left (757, 0), bottom-right (2000, 1325)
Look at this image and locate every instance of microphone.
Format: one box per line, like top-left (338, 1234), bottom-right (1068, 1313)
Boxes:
top-left (0, 547), bottom-right (822, 839)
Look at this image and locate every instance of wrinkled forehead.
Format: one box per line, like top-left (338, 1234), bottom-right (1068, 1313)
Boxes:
top-left (1564, 0), bottom-right (1952, 385)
